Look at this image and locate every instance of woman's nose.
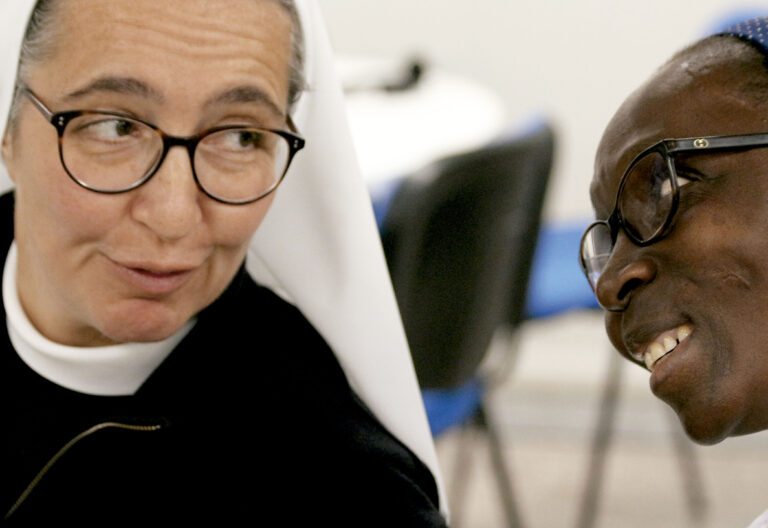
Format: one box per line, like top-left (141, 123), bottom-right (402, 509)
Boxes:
top-left (131, 146), bottom-right (203, 241)
top-left (595, 237), bottom-right (657, 312)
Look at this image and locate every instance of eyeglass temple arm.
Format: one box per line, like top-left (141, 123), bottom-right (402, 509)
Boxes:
top-left (21, 88), bottom-right (55, 122)
top-left (670, 133), bottom-right (768, 152)
top-left (286, 114), bottom-right (298, 133)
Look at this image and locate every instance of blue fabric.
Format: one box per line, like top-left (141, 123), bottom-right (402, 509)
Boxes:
top-left (718, 14), bottom-right (768, 53)
top-left (706, 9), bottom-right (767, 34)
top-left (524, 221), bottom-right (599, 319)
top-left (421, 379), bottom-right (484, 437)
top-left (370, 177), bottom-right (406, 229)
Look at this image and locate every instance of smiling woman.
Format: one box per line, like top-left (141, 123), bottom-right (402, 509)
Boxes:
top-left (583, 18), bottom-right (768, 446)
top-left (0, 0), bottom-right (445, 524)
top-left (582, 19), bottom-right (768, 527)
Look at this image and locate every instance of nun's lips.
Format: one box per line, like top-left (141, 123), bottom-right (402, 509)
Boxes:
top-left (106, 257), bottom-right (198, 296)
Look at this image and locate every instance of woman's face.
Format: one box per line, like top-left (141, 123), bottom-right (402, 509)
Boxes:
top-left (591, 58), bottom-right (768, 444)
top-left (1, 0), bottom-right (293, 346)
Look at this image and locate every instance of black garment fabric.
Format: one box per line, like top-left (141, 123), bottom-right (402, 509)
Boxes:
top-left (0, 193), bottom-right (445, 526)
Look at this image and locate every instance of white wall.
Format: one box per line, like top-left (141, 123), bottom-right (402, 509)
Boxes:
top-left (319, 1), bottom-right (768, 222)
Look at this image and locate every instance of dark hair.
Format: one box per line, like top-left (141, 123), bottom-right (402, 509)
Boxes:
top-left (7, 0), bottom-right (306, 128)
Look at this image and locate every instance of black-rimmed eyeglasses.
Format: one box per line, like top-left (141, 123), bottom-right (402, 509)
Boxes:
top-left (22, 87), bottom-right (306, 205)
top-left (580, 133), bottom-right (768, 291)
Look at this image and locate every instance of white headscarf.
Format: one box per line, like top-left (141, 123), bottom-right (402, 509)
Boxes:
top-left (0, 0), bottom-right (444, 510)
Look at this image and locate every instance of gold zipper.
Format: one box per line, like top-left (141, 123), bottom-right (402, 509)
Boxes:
top-left (5, 421), bottom-right (163, 520)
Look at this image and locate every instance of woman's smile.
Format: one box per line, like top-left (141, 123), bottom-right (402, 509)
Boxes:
top-left (647, 328), bottom-right (696, 389)
top-left (633, 323), bottom-right (693, 371)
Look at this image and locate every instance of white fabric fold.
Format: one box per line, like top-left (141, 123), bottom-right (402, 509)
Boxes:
top-left (0, 0), bottom-right (443, 510)
top-left (748, 509), bottom-right (768, 528)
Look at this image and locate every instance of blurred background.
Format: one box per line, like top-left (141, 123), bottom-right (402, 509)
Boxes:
top-left (320, 2), bottom-right (768, 527)
top-left (321, 0), bottom-right (767, 221)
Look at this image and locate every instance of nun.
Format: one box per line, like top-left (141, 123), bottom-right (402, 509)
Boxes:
top-left (581, 17), bottom-right (768, 528)
top-left (1, 0), bottom-right (446, 524)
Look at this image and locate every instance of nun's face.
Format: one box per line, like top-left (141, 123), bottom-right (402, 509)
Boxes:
top-left (591, 59), bottom-right (768, 443)
top-left (0, 0), bottom-right (293, 346)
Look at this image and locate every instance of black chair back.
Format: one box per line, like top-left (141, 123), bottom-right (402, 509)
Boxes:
top-left (381, 123), bottom-right (555, 389)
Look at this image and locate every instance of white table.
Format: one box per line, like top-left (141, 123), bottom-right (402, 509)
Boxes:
top-left (338, 57), bottom-right (508, 185)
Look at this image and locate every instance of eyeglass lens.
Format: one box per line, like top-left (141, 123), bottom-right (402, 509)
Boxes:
top-left (581, 150), bottom-right (676, 289)
top-left (61, 114), bottom-right (290, 203)
top-left (581, 222), bottom-right (612, 289)
top-left (196, 128), bottom-right (289, 203)
top-left (618, 151), bottom-right (675, 241)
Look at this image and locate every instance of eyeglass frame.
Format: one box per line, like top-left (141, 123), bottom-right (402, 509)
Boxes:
top-left (579, 131), bottom-right (768, 290)
top-left (20, 87), bottom-right (306, 205)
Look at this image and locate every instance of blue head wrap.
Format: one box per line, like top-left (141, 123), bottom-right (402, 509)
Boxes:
top-left (718, 16), bottom-right (768, 55)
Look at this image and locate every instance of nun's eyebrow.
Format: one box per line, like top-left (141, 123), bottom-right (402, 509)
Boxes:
top-left (65, 77), bottom-right (164, 102)
top-left (203, 85), bottom-right (284, 119)
top-left (64, 78), bottom-right (284, 119)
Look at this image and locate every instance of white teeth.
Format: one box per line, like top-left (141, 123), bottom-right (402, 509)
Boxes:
top-left (644, 342), bottom-right (666, 370)
top-left (677, 325), bottom-right (692, 341)
top-left (644, 353), bottom-right (654, 371)
top-left (641, 324), bottom-right (694, 371)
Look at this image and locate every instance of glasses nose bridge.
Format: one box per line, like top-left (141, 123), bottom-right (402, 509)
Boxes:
top-left (138, 132), bottom-right (203, 197)
top-left (161, 132), bottom-right (199, 160)
top-left (606, 208), bottom-right (623, 246)
top-left (152, 132), bottom-right (200, 178)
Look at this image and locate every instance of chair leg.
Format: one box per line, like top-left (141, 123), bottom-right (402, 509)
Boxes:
top-left (476, 400), bottom-right (526, 528)
top-left (668, 411), bottom-right (708, 526)
top-left (447, 423), bottom-right (476, 528)
top-left (575, 349), bottom-right (623, 528)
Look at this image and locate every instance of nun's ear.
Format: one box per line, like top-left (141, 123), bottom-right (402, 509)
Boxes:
top-left (1, 131), bottom-right (10, 159)
top-left (1, 131), bottom-right (16, 182)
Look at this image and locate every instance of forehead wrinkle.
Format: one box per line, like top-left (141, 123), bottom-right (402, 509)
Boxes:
top-left (107, 1), bottom-right (286, 48)
top-left (86, 1), bottom-right (292, 68)
top-left (115, 17), bottom-right (266, 59)
top-left (74, 3), bottom-right (293, 110)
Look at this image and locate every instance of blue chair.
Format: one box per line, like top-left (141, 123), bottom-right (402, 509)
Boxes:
top-left (525, 221), bottom-right (599, 319)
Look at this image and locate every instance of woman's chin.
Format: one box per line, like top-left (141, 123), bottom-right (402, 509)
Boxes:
top-left (90, 304), bottom-right (192, 345)
top-left (96, 325), bottom-right (183, 346)
top-left (680, 422), bottom-right (729, 446)
top-left (674, 406), bottom-right (739, 446)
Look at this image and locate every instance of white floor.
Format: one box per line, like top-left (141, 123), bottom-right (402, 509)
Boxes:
top-left (435, 310), bottom-right (768, 528)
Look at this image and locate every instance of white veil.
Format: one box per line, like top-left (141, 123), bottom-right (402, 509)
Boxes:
top-left (0, 0), bottom-right (444, 511)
